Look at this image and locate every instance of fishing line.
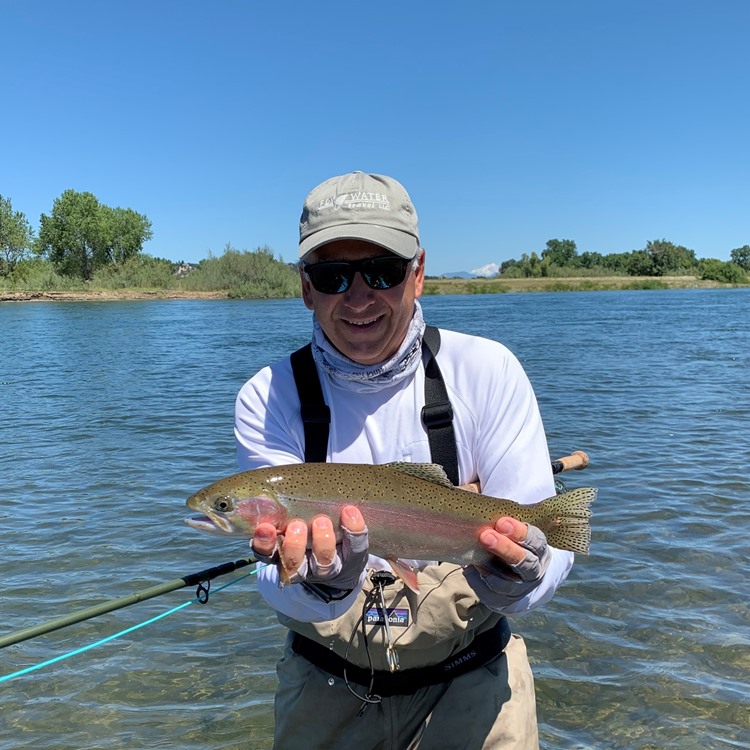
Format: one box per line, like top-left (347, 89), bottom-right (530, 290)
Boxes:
top-left (0, 566), bottom-right (262, 685)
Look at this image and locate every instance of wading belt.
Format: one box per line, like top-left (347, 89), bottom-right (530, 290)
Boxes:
top-left (290, 325), bottom-right (459, 485)
top-left (290, 617), bottom-right (511, 697)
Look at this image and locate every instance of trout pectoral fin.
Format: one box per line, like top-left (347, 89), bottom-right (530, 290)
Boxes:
top-left (276, 543), bottom-right (295, 588)
top-left (387, 558), bottom-right (420, 593)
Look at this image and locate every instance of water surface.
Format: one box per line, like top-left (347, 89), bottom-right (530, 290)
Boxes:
top-left (1, 289), bottom-right (748, 749)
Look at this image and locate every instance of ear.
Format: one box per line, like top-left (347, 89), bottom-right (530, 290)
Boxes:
top-left (414, 248), bottom-right (426, 299)
top-left (300, 266), bottom-right (315, 310)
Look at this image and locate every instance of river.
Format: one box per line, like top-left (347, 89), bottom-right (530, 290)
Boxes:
top-left (1, 289), bottom-right (748, 749)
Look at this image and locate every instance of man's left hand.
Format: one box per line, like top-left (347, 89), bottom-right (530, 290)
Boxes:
top-left (466, 517), bottom-right (551, 607)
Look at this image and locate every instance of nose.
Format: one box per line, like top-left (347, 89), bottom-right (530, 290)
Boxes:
top-left (342, 270), bottom-right (375, 309)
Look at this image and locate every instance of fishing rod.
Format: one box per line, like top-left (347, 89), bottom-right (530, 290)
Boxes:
top-left (0, 557), bottom-right (256, 650)
top-left (462, 450), bottom-right (589, 494)
top-left (551, 450), bottom-right (589, 475)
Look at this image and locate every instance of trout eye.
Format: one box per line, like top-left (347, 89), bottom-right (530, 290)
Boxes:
top-left (213, 497), bottom-right (234, 513)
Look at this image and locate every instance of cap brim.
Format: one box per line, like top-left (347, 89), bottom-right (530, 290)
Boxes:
top-left (299, 224), bottom-right (418, 260)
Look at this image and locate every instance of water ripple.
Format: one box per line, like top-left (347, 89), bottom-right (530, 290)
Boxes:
top-left (2, 290), bottom-right (749, 749)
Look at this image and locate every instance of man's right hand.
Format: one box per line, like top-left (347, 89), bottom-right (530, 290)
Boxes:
top-left (252, 506), bottom-right (369, 590)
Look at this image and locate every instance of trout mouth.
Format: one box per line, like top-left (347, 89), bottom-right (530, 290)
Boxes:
top-left (184, 510), bottom-right (236, 536)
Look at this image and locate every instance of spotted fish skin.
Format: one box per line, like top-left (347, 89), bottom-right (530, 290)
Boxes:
top-left (185, 462), bottom-right (597, 565)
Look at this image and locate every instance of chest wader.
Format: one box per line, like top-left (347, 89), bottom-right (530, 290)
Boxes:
top-left (287, 325), bottom-right (512, 699)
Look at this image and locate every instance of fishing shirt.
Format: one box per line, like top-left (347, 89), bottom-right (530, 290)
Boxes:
top-left (234, 326), bottom-right (574, 624)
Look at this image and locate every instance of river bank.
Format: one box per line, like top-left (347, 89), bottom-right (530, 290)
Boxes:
top-left (1, 275), bottom-right (746, 302)
top-left (422, 274), bottom-right (748, 294)
top-left (0, 289), bottom-right (230, 302)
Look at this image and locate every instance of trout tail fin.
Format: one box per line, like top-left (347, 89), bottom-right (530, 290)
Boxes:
top-left (540, 487), bottom-right (597, 554)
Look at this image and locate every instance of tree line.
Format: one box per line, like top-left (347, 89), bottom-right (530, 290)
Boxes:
top-left (3, 190), bottom-right (748, 289)
top-left (0, 190), bottom-right (300, 298)
top-left (1, 189), bottom-right (152, 280)
top-left (498, 238), bottom-right (749, 283)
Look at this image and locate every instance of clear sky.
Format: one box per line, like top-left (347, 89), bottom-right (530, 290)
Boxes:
top-left (3, 1), bottom-right (748, 276)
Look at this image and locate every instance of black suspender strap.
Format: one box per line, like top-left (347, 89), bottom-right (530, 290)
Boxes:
top-left (290, 326), bottom-right (459, 484)
top-left (420, 326), bottom-right (459, 486)
top-left (290, 344), bottom-right (330, 463)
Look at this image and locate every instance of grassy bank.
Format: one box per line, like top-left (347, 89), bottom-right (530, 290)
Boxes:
top-left (422, 275), bottom-right (749, 294)
top-left (2, 275), bottom-right (747, 303)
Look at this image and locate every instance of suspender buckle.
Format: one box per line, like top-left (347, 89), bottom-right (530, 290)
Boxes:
top-left (421, 401), bottom-right (454, 429)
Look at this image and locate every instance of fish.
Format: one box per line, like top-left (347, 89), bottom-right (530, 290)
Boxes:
top-left (185, 462), bottom-right (596, 589)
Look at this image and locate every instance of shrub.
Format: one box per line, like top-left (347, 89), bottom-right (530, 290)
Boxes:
top-left (698, 259), bottom-right (748, 284)
top-left (181, 245), bottom-right (300, 298)
top-left (91, 255), bottom-right (176, 289)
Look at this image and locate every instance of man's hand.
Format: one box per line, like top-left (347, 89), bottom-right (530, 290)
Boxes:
top-left (466, 516), bottom-right (551, 608)
top-left (479, 517), bottom-right (539, 567)
top-left (252, 505), bottom-right (368, 590)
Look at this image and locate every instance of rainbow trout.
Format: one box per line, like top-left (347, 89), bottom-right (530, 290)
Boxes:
top-left (185, 463), bottom-right (596, 577)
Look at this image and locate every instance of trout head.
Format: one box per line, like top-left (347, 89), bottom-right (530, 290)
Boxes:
top-left (185, 481), bottom-right (287, 538)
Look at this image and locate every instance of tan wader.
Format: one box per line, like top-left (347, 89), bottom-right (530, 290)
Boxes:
top-left (271, 565), bottom-right (540, 750)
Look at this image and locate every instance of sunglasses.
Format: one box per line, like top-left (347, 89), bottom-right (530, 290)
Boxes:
top-left (302, 256), bottom-right (413, 295)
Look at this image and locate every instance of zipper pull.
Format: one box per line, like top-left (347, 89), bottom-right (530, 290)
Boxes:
top-left (373, 573), bottom-right (400, 673)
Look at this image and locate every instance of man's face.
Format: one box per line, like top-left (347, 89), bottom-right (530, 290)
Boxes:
top-left (301, 239), bottom-right (425, 366)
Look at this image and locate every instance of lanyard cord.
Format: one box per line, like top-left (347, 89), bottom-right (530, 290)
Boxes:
top-left (342, 570), bottom-right (398, 715)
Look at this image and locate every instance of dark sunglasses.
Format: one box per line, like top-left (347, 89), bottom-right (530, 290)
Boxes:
top-left (302, 256), bottom-right (413, 294)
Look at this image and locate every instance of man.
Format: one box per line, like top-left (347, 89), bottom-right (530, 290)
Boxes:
top-left (234, 171), bottom-right (574, 749)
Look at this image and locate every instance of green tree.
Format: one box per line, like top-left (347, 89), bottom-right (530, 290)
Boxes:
top-left (602, 252), bottom-right (632, 274)
top-left (103, 206), bottom-right (153, 265)
top-left (0, 194), bottom-right (34, 276)
top-left (626, 250), bottom-right (654, 276)
top-left (37, 190), bottom-right (152, 280)
top-left (499, 258), bottom-right (517, 276)
top-left (523, 251), bottom-right (542, 277)
top-left (578, 251), bottom-right (604, 270)
top-left (644, 239), bottom-right (697, 276)
top-left (541, 239), bottom-right (577, 267)
top-left (730, 245), bottom-right (750, 271)
top-left (37, 190), bottom-right (107, 279)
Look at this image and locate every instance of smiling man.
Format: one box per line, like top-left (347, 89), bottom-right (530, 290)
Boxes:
top-left (300, 238), bottom-right (424, 365)
top-left (233, 172), bottom-right (574, 749)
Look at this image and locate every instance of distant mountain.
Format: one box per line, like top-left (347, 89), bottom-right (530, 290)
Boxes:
top-left (471, 263), bottom-right (500, 277)
top-left (438, 263), bottom-right (499, 279)
top-left (441, 270), bottom-right (475, 279)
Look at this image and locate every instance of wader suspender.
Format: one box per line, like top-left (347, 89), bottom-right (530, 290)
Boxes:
top-left (420, 325), bottom-right (459, 486)
top-left (290, 325), bottom-right (460, 485)
top-left (289, 346), bottom-right (331, 463)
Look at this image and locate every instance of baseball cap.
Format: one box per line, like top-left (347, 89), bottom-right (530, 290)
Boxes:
top-left (299, 172), bottom-right (420, 260)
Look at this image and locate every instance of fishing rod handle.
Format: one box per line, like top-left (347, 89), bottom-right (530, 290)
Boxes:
top-left (552, 450), bottom-right (589, 474)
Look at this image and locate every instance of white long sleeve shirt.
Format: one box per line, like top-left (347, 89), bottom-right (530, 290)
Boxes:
top-left (235, 327), bottom-right (573, 622)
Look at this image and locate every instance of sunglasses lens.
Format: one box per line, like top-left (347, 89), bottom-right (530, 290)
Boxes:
top-left (307, 263), bottom-right (353, 294)
top-left (361, 258), bottom-right (409, 290)
top-left (305, 257), bottom-right (411, 294)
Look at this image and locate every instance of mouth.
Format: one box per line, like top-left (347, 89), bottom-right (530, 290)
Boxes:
top-left (184, 511), bottom-right (236, 536)
top-left (343, 315), bottom-right (382, 330)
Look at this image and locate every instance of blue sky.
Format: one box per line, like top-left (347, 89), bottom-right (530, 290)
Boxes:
top-left (3, 1), bottom-right (748, 276)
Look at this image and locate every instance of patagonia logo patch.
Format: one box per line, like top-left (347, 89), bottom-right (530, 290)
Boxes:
top-left (365, 607), bottom-right (409, 627)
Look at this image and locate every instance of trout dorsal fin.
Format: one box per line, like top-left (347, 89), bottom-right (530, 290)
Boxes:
top-left (384, 462), bottom-right (455, 488)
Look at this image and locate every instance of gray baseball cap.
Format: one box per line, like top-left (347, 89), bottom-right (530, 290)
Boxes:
top-left (299, 171), bottom-right (420, 260)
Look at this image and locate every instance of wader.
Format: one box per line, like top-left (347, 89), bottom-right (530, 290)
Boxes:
top-left (277, 326), bottom-right (539, 749)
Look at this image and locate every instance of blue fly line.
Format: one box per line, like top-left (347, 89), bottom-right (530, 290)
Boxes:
top-left (0, 566), bottom-right (261, 685)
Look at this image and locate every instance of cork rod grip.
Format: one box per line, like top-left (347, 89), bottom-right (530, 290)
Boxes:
top-left (552, 450), bottom-right (589, 473)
